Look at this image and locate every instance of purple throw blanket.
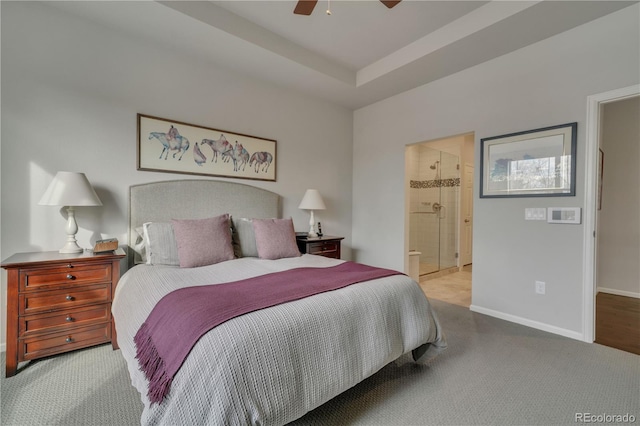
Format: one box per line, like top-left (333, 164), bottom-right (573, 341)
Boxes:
top-left (134, 261), bottom-right (402, 404)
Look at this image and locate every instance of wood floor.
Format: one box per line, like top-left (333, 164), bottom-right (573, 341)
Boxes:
top-left (595, 292), bottom-right (640, 355)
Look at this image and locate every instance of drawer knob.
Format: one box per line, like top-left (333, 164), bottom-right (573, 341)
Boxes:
top-left (66, 274), bottom-right (74, 280)
top-left (67, 264), bottom-right (73, 268)
top-left (65, 337), bottom-right (73, 343)
top-left (66, 316), bottom-right (73, 322)
top-left (65, 295), bottom-right (74, 301)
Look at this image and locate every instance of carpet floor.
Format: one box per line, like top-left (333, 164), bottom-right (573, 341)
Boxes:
top-left (2, 299), bottom-right (639, 425)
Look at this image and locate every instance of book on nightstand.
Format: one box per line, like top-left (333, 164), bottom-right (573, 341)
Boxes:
top-left (93, 238), bottom-right (119, 253)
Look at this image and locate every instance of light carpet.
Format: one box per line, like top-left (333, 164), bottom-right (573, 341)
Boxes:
top-left (2, 299), bottom-right (638, 425)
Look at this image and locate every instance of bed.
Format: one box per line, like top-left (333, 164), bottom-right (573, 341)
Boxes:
top-left (112, 179), bottom-right (446, 425)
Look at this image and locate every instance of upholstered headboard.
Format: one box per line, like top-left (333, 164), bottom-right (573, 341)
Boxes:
top-left (128, 179), bottom-right (280, 267)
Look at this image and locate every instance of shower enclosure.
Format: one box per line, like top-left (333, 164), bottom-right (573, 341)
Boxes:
top-left (408, 146), bottom-right (460, 275)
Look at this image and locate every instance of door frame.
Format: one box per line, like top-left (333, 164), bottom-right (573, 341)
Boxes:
top-left (583, 84), bottom-right (639, 342)
top-left (461, 163), bottom-right (474, 267)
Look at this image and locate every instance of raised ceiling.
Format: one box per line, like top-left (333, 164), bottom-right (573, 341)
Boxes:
top-left (49, 1), bottom-right (636, 109)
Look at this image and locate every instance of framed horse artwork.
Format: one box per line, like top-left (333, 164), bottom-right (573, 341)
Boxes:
top-left (137, 114), bottom-right (277, 182)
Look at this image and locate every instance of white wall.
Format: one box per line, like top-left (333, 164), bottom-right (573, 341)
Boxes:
top-left (597, 96), bottom-right (640, 297)
top-left (0, 2), bottom-right (353, 348)
top-left (353, 4), bottom-right (639, 339)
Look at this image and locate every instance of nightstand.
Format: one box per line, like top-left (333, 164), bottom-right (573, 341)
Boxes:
top-left (296, 235), bottom-right (344, 259)
top-left (1, 248), bottom-right (126, 377)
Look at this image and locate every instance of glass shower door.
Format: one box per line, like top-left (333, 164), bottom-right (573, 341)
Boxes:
top-left (436, 151), bottom-right (460, 271)
top-left (410, 146), bottom-right (459, 276)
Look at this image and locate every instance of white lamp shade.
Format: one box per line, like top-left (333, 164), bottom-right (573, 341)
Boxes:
top-left (298, 189), bottom-right (326, 210)
top-left (38, 172), bottom-right (102, 207)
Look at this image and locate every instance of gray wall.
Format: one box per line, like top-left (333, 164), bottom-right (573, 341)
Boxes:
top-left (0, 2), bottom-right (353, 348)
top-left (597, 97), bottom-right (640, 297)
top-left (352, 4), bottom-right (639, 339)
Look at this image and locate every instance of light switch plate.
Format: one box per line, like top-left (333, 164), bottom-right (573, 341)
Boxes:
top-left (525, 208), bottom-right (546, 221)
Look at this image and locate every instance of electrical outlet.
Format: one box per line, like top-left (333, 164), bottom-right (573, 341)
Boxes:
top-left (535, 281), bottom-right (546, 295)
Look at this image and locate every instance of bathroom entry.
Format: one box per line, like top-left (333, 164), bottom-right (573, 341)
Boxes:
top-left (408, 145), bottom-right (460, 276)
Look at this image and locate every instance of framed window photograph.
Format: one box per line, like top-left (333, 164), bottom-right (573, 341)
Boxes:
top-left (138, 114), bottom-right (277, 182)
top-left (480, 122), bottom-right (577, 198)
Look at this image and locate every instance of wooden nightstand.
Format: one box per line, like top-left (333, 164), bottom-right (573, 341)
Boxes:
top-left (296, 235), bottom-right (344, 259)
top-left (1, 248), bottom-right (126, 377)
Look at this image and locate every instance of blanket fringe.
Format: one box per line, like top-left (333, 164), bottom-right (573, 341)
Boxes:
top-left (134, 322), bottom-right (173, 404)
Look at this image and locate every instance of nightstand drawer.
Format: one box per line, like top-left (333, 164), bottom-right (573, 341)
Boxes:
top-left (20, 284), bottom-right (110, 315)
top-left (21, 323), bottom-right (111, 361)
top-left (296, 235), bottom-right (343, 259)
top-left (20, 304), bottom-right (111, 336)
top-left (308, 241), bottom-right (339, 255)
top-left (20, 264), bottom-right (112, 292)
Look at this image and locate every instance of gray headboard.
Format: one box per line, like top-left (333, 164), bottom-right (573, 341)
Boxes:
top-left (128, 179), bottom-right (281, 267)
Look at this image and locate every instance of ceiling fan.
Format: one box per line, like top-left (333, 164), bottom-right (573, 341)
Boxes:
top-left (294, 0), bottom-right (402, 16)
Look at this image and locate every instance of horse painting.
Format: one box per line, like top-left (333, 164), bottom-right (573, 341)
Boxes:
top-left (225, 141), bottom-right (250, 172)
top-left (249, 152), bottom-right (273, 173)
top-left (200, 134), bottom-right (232, 163)
top-left (149, 131), bottom-right (190, 160)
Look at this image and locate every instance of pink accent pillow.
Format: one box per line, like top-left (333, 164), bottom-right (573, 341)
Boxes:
top-left (252, 218), bottom-right (301, 260)
top-left (171, 214), bottom-right (235, 268)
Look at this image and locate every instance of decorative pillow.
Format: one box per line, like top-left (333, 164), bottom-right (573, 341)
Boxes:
top-left (133, 225), bottom-right (147, 264)
top-left (171, 214), bottom-right (235, 268)
top-left (231, 217), bottom-right (259, 258)
top-left (252, 218), bottom-right (301, 260)
top-left (143, 222), bottom-right (179, 266)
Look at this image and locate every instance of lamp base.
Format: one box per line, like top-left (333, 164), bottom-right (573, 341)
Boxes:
top-left (59, 239), bottom-right (83, 254)
top-left (307, 210), bottom-right (318, 238)
top-left (60, 206), bottom-right (83, 254)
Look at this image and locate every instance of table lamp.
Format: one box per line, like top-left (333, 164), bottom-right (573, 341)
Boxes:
top-left (298, 189), bottom-right (326, 238)
top-left (38, 171), bottom-right (103, 253)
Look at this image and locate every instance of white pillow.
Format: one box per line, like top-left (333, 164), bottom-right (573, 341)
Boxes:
top-left (231, 217), bottom-right (259, 258)
top-left (133, 226), bottom-right (147, 264)
top-left (143, 222), bottom-right (179, 266)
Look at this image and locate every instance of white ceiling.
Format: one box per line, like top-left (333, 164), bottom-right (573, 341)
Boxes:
top-left (49, 1), bottom-right (635, 109)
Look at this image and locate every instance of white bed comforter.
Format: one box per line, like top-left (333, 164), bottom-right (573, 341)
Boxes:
top-left (112, 254), bottom-right (446, 425)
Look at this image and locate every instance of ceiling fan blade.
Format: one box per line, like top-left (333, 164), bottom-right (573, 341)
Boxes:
top-left (294, 0), bottom-right (318, 15)
top-left (380, 0), bottom-right (402, 8)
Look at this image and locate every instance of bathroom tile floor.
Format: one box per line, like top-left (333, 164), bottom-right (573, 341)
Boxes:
top-left (419, 265), bottom-right (472, 308)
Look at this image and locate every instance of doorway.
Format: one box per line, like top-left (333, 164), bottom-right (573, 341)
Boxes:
top-left (584, 85), bottom-right (639, 344)
top-left (406, 133), bottom-right (474, 280)
top-left (594, 94), bottom-right (640, 354)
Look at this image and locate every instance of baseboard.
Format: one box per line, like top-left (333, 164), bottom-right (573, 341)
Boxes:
top-left (469, 304), bottom-right (584, 341)
top-left (597, 287), bottom-right (640, 299)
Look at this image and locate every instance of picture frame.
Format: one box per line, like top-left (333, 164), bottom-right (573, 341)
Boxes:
top-left (598, 148), bottom-right (604, 210)
top-left (137, 114), bottom-right (277, 182)
top-left (480, 122), bottom-right (577, 198)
